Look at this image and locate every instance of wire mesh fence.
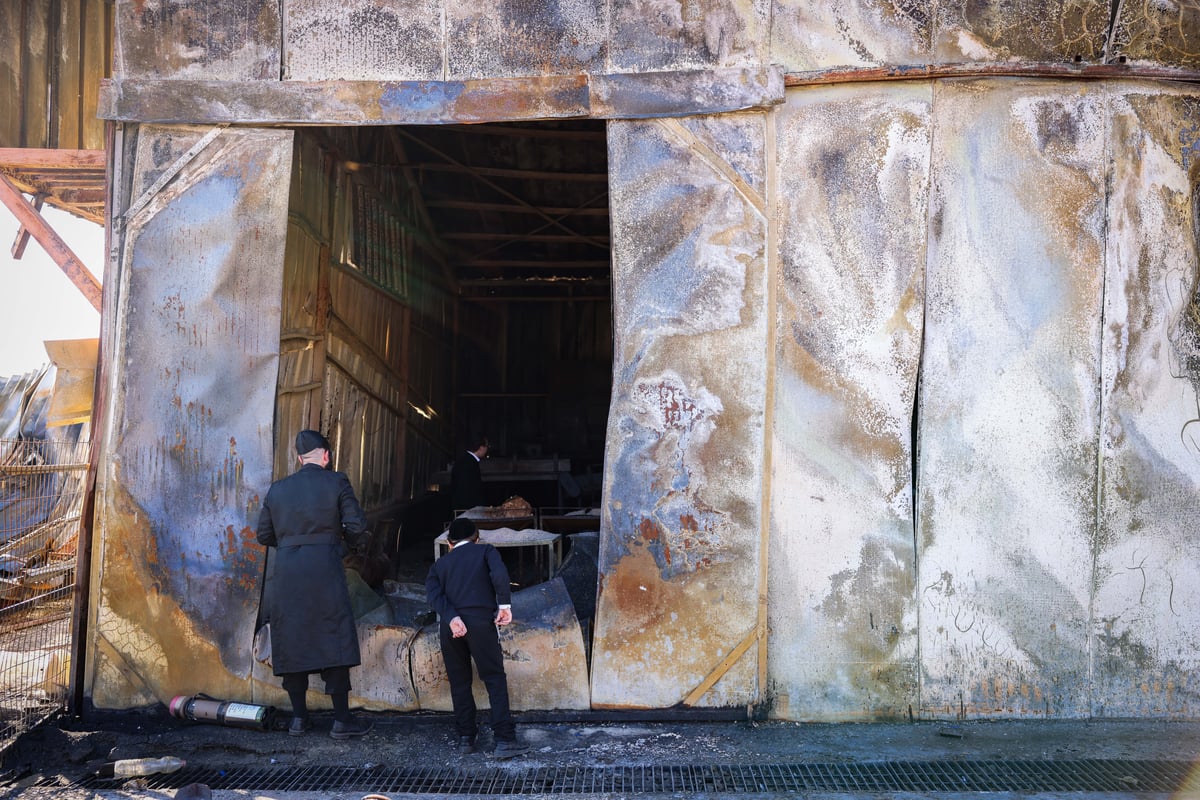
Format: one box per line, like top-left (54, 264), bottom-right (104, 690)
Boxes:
top-left (0, 436), bottom-right (89, 754)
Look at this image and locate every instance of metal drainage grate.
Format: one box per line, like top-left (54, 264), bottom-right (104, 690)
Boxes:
top-left (73, 759), bottom-right (1200, 794)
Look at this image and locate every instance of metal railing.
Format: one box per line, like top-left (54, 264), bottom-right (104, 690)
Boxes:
top-left (0, 436), bottom-right (89, 753)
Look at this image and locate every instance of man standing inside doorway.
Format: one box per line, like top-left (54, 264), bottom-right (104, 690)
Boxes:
top-left (426, 517), bottom-right (528, 758)
top-left (256, 429), bottom-right (374, 740)
top-left (450, 434), bottom-right (489, 511)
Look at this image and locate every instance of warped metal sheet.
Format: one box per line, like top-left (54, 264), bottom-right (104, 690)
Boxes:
top-left (591, 114), bottom-right (768, 709)
top-left (91, 125), bottom-right (294, 708)
top-left (114, 0), bottom-right (282, 80)
top-left (284, 0), bottom-right (443, 81)
top-left (770, 0), bottom-right (932, 72)
top-left (770, 83), bottom-right (928, 720)
top-left (933, 1), bottom-right (1110, 63)
top-left (412, 578), bottom-right (590, 711)
top-left (1095, 87), bottom-right (1200, 715)
top-left (447, 0), bottom-right (607, 79)
top-left (1111, 4), bottom-right (1200, 69)
top-left (918, 79), bottom-right (1106, 717)
top-left (608, 0), bottom-right (770, 73)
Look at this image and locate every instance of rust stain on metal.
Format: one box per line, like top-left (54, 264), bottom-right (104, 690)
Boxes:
top-left (92, 479), bottom-right (250, 708)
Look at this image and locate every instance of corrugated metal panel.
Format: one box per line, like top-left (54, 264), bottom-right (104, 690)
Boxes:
top-left (1095, 87), bottom-right (1200, 715)
top-left (917, 79), bottom-right (1106, 717)
top-left (769, 82), bottom-right (928, 720)
top-left (591, 113), bottom-right (768, 709)
top-left (91, 124), bottom-right (294, 709)
top-left (0, 0), bottom-right (112, 150)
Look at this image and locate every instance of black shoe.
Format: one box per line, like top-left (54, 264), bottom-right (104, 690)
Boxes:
top-left (288, 717), bottom-right (313, 737)
top-left (493, 739), bottom-right (529, 759)
top-left (458, 736), bottom-right (476, 755)
top-left (329, 717), bottom-right (373, 740)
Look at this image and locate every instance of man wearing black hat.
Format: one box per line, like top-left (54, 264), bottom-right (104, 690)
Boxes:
top-left (256, 429), bottom-right (374, 740)
top-left (426, 517), bottom-right (529, 758)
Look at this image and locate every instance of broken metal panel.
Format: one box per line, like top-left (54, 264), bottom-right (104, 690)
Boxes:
top-left (447, 0), bottom-right (608, 79)
top-left (113, 0), bottom-right (281, 81)
top-left (90, 124), bottom-right (294, 708)
top-left (918, 79), bottom-right (1106, 718)
top-left (1094, 87), bottom-right (1200, 716)
top-left (769, 83), bottom-right (928, 720)
top-left (591, 114), bottom-right (768, 709)
top-left (412, 578), bottom-right (591, 711)
top-left (1111, 4), bottom-right (1200, 69)
top-left (284, 0), bottom-right (443, 81)
top-left (932, 1), bottom-right (1110, 63)
top-left (608, 0), bottom-right (770, 72)
top-left (770, 0), bottom-right (932, 72)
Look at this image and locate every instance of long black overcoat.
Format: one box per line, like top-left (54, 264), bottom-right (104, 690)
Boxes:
top-left (256, 463), bottom-right (369, 675)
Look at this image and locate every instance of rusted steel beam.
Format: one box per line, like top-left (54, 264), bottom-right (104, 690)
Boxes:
top-left (11, 193), bottom-right (44, 259)
top-left (784, 62), bottom-right (1200, 87)
top-left (97, 67), bottom-right (785, 124)
top-left (0, 148), bottom-right (105, 169)
top-left (0, 172), bottom-right (101, 311)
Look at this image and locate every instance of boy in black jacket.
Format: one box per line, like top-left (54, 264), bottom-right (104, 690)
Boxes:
top-left (426, 517), bottom-right (529, 758)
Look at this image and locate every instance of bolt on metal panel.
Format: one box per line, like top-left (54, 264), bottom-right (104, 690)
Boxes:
top-left (1095, 87), bottom-right (1200, 715)
top-left (591, 114), bottom-right (768, 709)
top-left (91, 124), bottom-right (294, 708)
top-left (917, 79), bottom-right (1107, 718)
top-left (769, 82), bottom-right (930, 720)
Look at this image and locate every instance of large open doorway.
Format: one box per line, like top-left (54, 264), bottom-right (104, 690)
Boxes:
top-left (270, 120), bottom-right (611, 709)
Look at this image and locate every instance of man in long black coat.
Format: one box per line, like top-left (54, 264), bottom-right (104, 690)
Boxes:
top-left (257, 429), bottom-right (373, 740)
top-left (450, 435), bottom-right (489, 512)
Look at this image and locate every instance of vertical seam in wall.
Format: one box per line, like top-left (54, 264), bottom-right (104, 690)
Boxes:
top-left (915, 79), bottom-right (939, 719)
top-left (1090, 84), bottom-right (1114, 718)
top-left (757, 106), bottom-right (779, 708)
top-left (441, 2), bottom-right (448, 82)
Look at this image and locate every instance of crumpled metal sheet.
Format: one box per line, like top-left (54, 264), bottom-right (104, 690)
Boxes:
top-left (769, 83), bottom-right (929, 720)
top-left (1094, 88), bottom-right (1200, 715)
top-left (590, 114), bottom-right (767, 709)
top-left (411, 578), bottom-right (590, 712)
top-left (917, 79), bottom-right (1108, 717)
top-left (90, 124), bottom-right (294, 708)
top-left (114, 0), bottom-right (281, 80)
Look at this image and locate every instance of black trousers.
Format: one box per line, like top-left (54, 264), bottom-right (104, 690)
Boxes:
top-left (440, 612), bottom-right (514, 741)
top-left (280, 665), bottom-right (351, 695)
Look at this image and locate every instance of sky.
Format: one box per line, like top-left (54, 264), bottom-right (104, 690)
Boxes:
top-left (0, 205), bottom-right (104, 379)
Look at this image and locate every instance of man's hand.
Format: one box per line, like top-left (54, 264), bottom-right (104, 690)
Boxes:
top-left (494, 607), bottom-right (513, 626)
top-left (450, 616), bottom-right (467, 637)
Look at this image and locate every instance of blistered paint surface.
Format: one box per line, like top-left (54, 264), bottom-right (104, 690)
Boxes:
top-left (284, 0), bottom-right (443, 81)
top-left (918, 80), bottom-right (1107, 717)
top-left (770, 83), bottom-right (929, 720)
top-left (114, 0), bottom-right (281, 80)
top-left (932, 1), bottom-right (1109, 63)
top-left (411, 578), bottom-right (590, 711)
top-left (590, 114), bottom-right (767, 709)
top-left (1094, 88), bottom-right (1200, 715)
top-left (91, 124), bottom-right (293, 707)
top-left (1111, 3), bottom-right (1200, 69)
top-left (771, 0), bottom-right (932, 71)
top-left (448, 0), bottom-right (608, 79)
top-left (609, 0), bottom-right (770, 72)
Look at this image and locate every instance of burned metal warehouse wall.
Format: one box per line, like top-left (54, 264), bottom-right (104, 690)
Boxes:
top-left (85, 0), bottom-right (1200, 719)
